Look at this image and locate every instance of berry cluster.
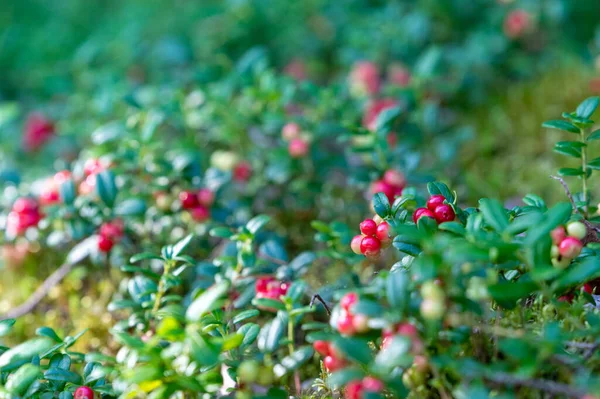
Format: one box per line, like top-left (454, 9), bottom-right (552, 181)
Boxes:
top-left (23, 113), bottom-right (55, 152)
top-left (79, 158), bottom-right (110, 195)
top-left (97, 220), bottom-right (124, 253)
top-left (40, 170), bottom-right (72, 205)
top-left (413, 194), bottom-right (455, 224)
top-left (335, 292), bottom-right (370, 335)
top-left (255, 276), bottom-right (289, 301)
top-left (74, 386), bottom-right (94, 399)
top-left (281, 122), bottom-right (310, 158)
top-left (313, 340), bottom-right (348, 372)
top-left (179, 188), bottom-right (214, 222)
top-left (370, 169), bottom-right (405, 203)
top-left (6, 197), bottom-right (43, 237)
top-left (351, 217), bottom-right (392, 258)
top-left (550, 221), bottom-right (586, 268)
top-left (344, 377), bottom-right (384, 399)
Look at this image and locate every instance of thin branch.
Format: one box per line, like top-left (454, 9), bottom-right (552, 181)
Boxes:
top-left (483, 371), bottom-right (587, 398)
top-left (258, 252), bottom-right (287, 266)
top-left (1, 261), bottom-right (75, 320)
top-left (310, 294), bottom-right (331, 315)
top-left (551, 175), bottom-right (578, 212)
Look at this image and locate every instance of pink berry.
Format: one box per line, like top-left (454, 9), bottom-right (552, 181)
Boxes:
top-left (197, 188), bottom-right (215, 207)
top-left (350, 61), bottom-right (380, 96)
top-left (340, 292), bottom-right (358, 312)
top-left (426, 195), bottom-right (445, 211)
top-left (558, 237), bottom-right (583, 259)
top-left (362, 98), bottom-right (399, 130)
top-left (83, 159), bottom-right (104, 177)
top-left (179, 190), bottom-right (199, 210)
top-left (288, 138), bottom-right (309, 158)
top-left (433, 204), bottom-right (455, 223)
top-left (23, 113), bottom-right (55, 152)
top-left (74, 386), bottom-right (94, 399)
top-left (233, 161), bottom-right (252, 182)
top-left (284, 59), bottom-right (307, 81)
top-left (255, 276), bottom-right (274, 294)
top-left (351, 235), bottom-right (364, 255)
top-left (282, 122), bottom-right (301, 141)
top-left (190, 206), bottom-right (210, 222)
top-left (504, 9), bottom-right (531, 39)
top-left (383, 169), bottom-right (405, 189)
top-left (323, 355), bottom-right (346, 372)
top-left (370, 179), bottom-right (396, 202)
top-left (53, 170), bottom-right (72, 185)
top-left (313, 340), bottom-right (331, 356)
top-left (337, 312), bottom-right (356, 335)
top-left (360, 236), bottom-right (381, 257)
top-left (376, 221), bottom-right (391, 243)
top-left (12, 197), bottom-right (38, 214)
top-left (362, 376), bottom-right (384, 392)
top-left (97, 236), bottom-right (114, 253)
top-left (413, 208), bottom-right (435, 224)
top-left (551, 226), bottom-right (566, 245)
top-left (359, 219), bottom-right (377, 236)
top-left (344, 380), bottom-right (364, 399)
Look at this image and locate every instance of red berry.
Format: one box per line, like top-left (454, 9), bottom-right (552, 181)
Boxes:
top-left (288, 138), bottom-right (309, 158)
top-left (376, 221), bottom-right (391, 243)
top-left (190, 206), bottom-right (210, 222)
top-left (583, 284), bottom-right (594, 295)
top-left (97, 236), bottom-right (114, 253)
top-left (426, 195), bottom-right (445, 211)
top-left (413, 208), bottom-right (435, 224)
top-left (504, 9), bottom-right (531, 39)
top-left (197, 188), bottom-right (215, 207)
top-left (313, 340), bottom-right (331, 356)
top-left (551, 226), bottom-right (566, 245)
top-left (351, 235), bottom-right (363, 255)
top-left (359, 219), bottom-right (377, 236)
top-left (233, 161), bottom-right (252, 182)
top-left (337, 312), bottom-right (356, 335)
top-left (559, 237), bottom-right (583, 259)
top-left (100, 221), bottom-right (124, 240)
top-left (323, 355), bottom-right (346, 372)
top-left (433, 204), bottom-right (455, 223)
top-left (340, 292), bottom-right (358, 311)
top-left (370, 179), bottom-right (396, 203)
top-left (282, 122), bottom-right (301, 141)
top-left (344, 380), bottom-right (364, 399)
top-left (12, 197), bottom-right (39, 214)
top-left (362, 98), bottom-right (399, 130)
top-left (179, 190), bottom-right (199, 209)
top-left (83, 159), bottom-right (105, 177)
top-left (383, 170), bottom-right (405, 189)
top-left (23, 113), bottom-right (55, 152)
top-left (558, 293), bottom-right (574, 303)
top-left (362, 376), bottom-right (384, 392)
top-left (255, 277), bottom-right (275, 294)
top-left (74, 386), bottom-right (94, 399)
top-left (360, 236), bottom-right (381, 257)
top-left (350, 61), bottom-right (380, 96)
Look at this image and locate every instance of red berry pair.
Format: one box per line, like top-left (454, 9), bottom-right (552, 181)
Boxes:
top-left (413, 195), bottom-right (455, 224)
top-left (23, 113), bottom-right (55, 152)
top-left (6, 197), bottom-right (42, 236)
top-left (313, 340), bottom-right (348, 372)
top-left (336, 292), bottom-right (369, 335)
top-left (255, 277), bottom-right (289, 301)
top-left (351, 218), bottom-right (393, 258)
top-left (97, 220), bottom-right (124, 253)
top-left (370, 169), bottom-right (405, 203)
top-left (179, 188), bottom-right (214, 222)
top-left (40, 170), bottom-right (72, 206)
top-left (382, 322), bottom-right (423, 353)
top-left (74, 386), bottom-right (94, 399)
top-left (550, 222), bottom-right (585, 268)
top-left (345, 377), bottom-right (384, 399)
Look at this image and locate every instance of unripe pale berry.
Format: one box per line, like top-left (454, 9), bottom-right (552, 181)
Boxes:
top-left (550, 226), bottom-right (566, 245)
top-left (420, 298), bottom-right (445, 320)
top-left (350, 235), bottom-right (363, 255)
top-left (550, 245), bottom-right (559, 258)
top-left (413, 208), bottom-right (435, 224)
top-left (360, 236), bottom-right (381, 257)
top-left (433, 204), bottom-right (455, 223)
top-left (566, 221), bottom-right (586, 240)
top-left (558, 236), bottom-right (583, 259)
top-left (426, 195), bottom-right (445, 211)
top-left (420, 281), bottom-right (444, 301)
top-left (288, 138), bottom-right (309, 158)
top-left (237, 360), bottom-right (260, 383)
top-left (340, 292), bottom-right (358, 311)
top-left (74, 386), bottom-right (94, 399)
top-left (359, 219), bottom-right (377, 236)
top-left (383, 169), bottom-right (405, 188)
top-left (282, 122), bottom-right (301, 141)
top-left (373, 214), bottom-right (384, 225)
top-left (552, 256), bottom-right (571, 269)
top-left (352, 314), bottom-right (370, 333)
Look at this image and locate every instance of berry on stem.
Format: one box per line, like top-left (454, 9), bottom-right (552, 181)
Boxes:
top-left (350, 235), bottom-right (363, 255)
top-left (179, 190), bottom-right (199, 209)
top-left (74, 386), bottom-right (94, 399)
top-left (426, 195), bottom-right (445, 211)
top-left (413, 208), bottom-right (435, 224)
top-left (566, 221), bottom-right (586, 240)
top-left (359, 236), bottom-right (381, 257)
top-left (558, 237), bottom-right (583, 259)
top-left (359, 219), bottom-right (377, 236)
top-left (433, 204), bottom-right (455, 223)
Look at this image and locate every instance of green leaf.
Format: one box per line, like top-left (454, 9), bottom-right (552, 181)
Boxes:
top-left (252, 297), bottom-right (287, 312)
top-left (386, 270), bottom-right (410, 314)
top-left (554, 256), bottom-right (600, 291)
top-left (0, 338), bottom-right (54, 369)
top-left (587, 157), bottom-right (600, 170)
top-left (374, 106), bottom-right (402, 133)
top-left (576, 96), bottom-right (599, 119)
top-left (44, 367), bottom-right (82, 384)
top-left (187, 330), bottom-right (221, 367)
top-left (115, 198), bottom-right (146, 216)
top-left (5, 364), bottom-right (40, 395)
top-left (258, 311), bottom-right (287, 353)
top-left (333, 337), bottom-right (372, 364)
top-left (587, 129), bottom-right (600, 142)
top-left (328, 368), bottom-right (365, 388)
top-left (238, 323), bottom-right (260, 349)
top-left (372, 193), bottom-right (391, 218)
top-left (129, 252), bottom-right (162, 263)
top-left (246, 215), bottom-right (271, 234)
top-left (374, 336), bottom-right (412, 369)
top-left (289, 252), bottom-right (316, 273)
top-left (542, 120), bottom-right (580, 133)
top-left (36, 327), bottom-right (62, 343)
top-left (209, 227), bottom-right (233, 238)
top-left (0, 319), bottom-right (16, 337)
top-left (172, 234), bottom-right (193, 257)
top-left (427, 182), bottom-right (455, 203)
top-left (352, 300), bottom-right (385, 317)
top-left (59, 180), bottom-right (76, 205)
top-left (392, 237), bottom-right (421, 256)
top-left (438, 222), bottom-right (466, 235)
top-left (488, 280), bottom-right (538, 309)
top-left (479, 198), bottom-right (508, 232)
top-left (186, 281), bottom-right (230, 322)
top-left (232, 309), bottom-right (260, 324)
top-left (273, 346), bottom-right (314, 377)
top-left (558, 167), bottom-right (585, 176)
top-left (95, 170), bottom-right (118, 208)
top-left (553, 143), bottom-right (581, 158)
